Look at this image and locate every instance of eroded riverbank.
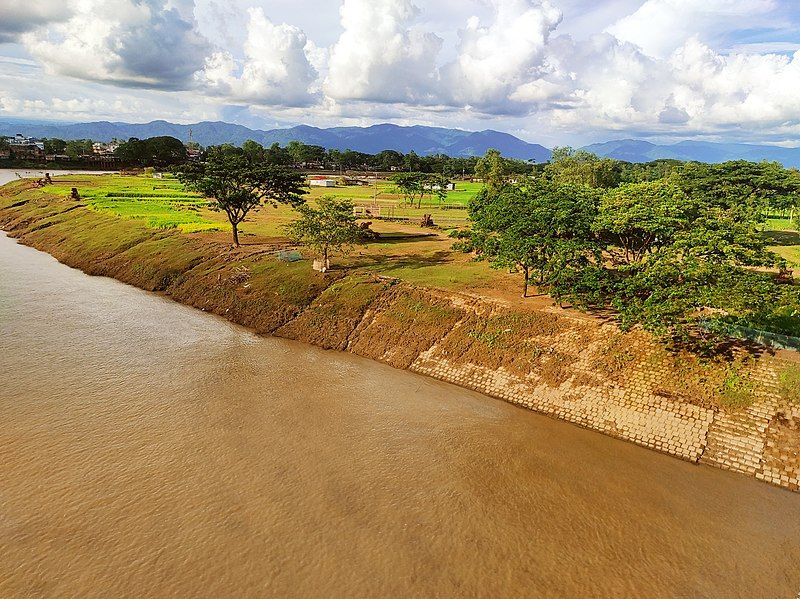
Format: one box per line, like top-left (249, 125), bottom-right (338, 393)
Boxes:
top-left (1, 175), bottom-right (799, 493)
top-left (2, 229), bottom-right (800, 596)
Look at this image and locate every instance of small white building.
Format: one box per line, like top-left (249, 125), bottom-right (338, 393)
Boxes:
top-left (309, 178), bottom-right (336, 188)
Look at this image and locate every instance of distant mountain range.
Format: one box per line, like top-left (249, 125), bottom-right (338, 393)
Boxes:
top-left (584, 139), bottom-right (800, 168)
top-left (1, 119), bottom-right (798, 167)
top-left (0, 120), bottom-right (551, 162)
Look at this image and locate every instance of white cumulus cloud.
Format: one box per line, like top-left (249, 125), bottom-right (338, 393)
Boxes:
top-left (442, 0), bottom-right (562, 112)
top-left (0, 1), bottom-right (73, 43)
top-left (324, 0), bottom-right (443, 104)
top-left (197, 7), bottom-right (318, 106)
top-left (23, 0), bottom-right (209, 89)
top-left (606, 0), bottom-right (777, 59)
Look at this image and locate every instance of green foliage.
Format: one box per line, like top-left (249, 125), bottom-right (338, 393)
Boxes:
top-left (176, 154), bottom-right (307, 246)
top-left (43, 138), bottom-right (67, 155)
top-left (474, 149), bottom-right (510, 194)
top-left (619, 159), bottom-right (683, 183)
top-left (675, 161), bottom-right (800, 218)
top-left (457, 179), bottom-right (600, 297)
top-left (241, 139), bottom-right (266, 163)
top-left (545, 147), bottom-right (621, 188)
top-left (65, 139), bottom-right (93, 160)
top-left (778, 366), bottom-right (800, 404)
top-left (720, 364), bottom-right (755, 410)
top-left (595, 179), bottom-right (690, 264)
top-left (283, 197), bottom-right (368, 266)
top-left (460, 157), bottom-right (800, 344)
top-left (115, 136), bottom-right (187, 166)
top-left (391, 172), bottom-right (450, 207)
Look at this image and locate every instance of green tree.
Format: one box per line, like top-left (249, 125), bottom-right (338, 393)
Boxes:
top-left (65, 139), bottom-right (93, 160)
top-left (545, 147), bottom-right (621, 188)
top-left (373, 150), bottom-right (405, 171)
top-left (474, 148), bottom-right (509, 194)
top-left (43, 138), bottom-right (67, 155)
top-left (284, 197), bottom-right (368, 269)
top-left (285, 140), bottom-right (305, 166)
top-left (594, 179), bottom-right (691, 265)
top-left (391, 172), bottom-right (426, 207)
top-left (584, 172), bottom-right (790, 342)
top-left (264, 143), bottom-right (291, 166)
top-left (115, 136), bottom-right (187, 166)
top-left (144, 136), bottom-right (187, 166)
top-left (242, 140), bottom-right (266, 164)
top-left (456, 180), bottom-right (600, 298)
top-left (175, 154), bottom-right (307, 247)
top-left (422, 173), bottom-right (450, 205)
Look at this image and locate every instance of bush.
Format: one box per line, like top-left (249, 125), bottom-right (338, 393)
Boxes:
top-left (778, 366), bottom-right (800, 405)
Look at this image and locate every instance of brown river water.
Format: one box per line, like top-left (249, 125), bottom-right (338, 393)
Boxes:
top-left (1, 224), bottom-right (800, 596)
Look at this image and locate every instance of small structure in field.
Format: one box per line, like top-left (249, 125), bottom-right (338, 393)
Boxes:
top-left (309, 176), bottom-right (336, 188)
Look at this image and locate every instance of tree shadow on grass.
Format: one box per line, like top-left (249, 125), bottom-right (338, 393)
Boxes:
top-left (366, 232), bottom-right (439, 245)
top-left (351, 250), bottom-right (453, 271)
top-left (764, 230), bottom-right (800, 246)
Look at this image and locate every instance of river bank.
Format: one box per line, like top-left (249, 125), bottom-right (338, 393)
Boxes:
top-left (1, 174), bottom-right (798, 493)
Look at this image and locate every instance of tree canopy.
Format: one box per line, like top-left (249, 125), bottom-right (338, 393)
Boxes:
top-left (115, 136), bottom-right (187, 166)
top-left (457, 156), bottom-right (800, 346)
top-left (175, 154), bottom-right (307, 247)
top-left (457, 179), bottom-right (600, 298)
top-left (284, 197), bottom-right (368, 269)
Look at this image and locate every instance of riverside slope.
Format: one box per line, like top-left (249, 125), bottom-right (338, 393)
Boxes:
top-left (1, 177), bottom-right (798, 492)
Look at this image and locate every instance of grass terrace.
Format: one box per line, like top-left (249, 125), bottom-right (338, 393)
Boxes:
top-left (80, 176), bottom-right (221, 233)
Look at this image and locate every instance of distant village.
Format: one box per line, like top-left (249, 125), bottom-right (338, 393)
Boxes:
top-left (0, 133), bottom-right (115, 165)
top-left (0, 133), bottom-right (203, 168)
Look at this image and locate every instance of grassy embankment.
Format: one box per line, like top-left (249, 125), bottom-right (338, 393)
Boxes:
top-left (1, 173), bottom-right (798, 413)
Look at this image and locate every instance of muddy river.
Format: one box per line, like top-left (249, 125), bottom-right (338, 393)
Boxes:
top-left (1, 228), bottom-right (799, 597)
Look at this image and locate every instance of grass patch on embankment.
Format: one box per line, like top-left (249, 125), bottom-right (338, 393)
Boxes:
top-left (275, 274), bottom-right (393, 349)
top-left (346, 286), bottom-right (466, 368)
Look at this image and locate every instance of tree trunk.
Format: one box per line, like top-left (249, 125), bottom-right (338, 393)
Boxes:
top-left (522, 266), bottom-right (529, 298)
top-left (231, 222), bottom-right (240, 247)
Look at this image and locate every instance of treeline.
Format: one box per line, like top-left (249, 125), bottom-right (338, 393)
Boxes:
top-left (203, 139), bottom-right (537, 175)
top-left (114, 136), bottom-right (188, 166)
top-left (455, 148), bottom-right (800, 346)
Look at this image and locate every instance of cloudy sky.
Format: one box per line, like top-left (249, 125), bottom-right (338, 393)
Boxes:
top-left (1, 0), bottom-right (799, 145)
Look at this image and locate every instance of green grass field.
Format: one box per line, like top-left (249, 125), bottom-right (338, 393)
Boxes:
top-left (71, 175), bottom-right (481, 235)
top-left (79, 176), bottom-right (221, 233)
top-left (765, 217), bottom-right (800, 267)
top-left (32, 173), bottom-right (798, 302)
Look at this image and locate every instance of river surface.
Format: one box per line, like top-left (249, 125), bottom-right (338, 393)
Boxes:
top-left (1, 230), bottom-right (800, 597)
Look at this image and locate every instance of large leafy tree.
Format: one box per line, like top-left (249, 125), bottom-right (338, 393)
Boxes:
top-left (474, 148), bottom-right (509, 194)
top-left (594, 179), bottom-right (692, 265)
top-left (176, 154), bottom-right (307, 247)
top-left (457, 180), bottom-right (600, 298)
top-left (586, 169), bottom-right (791, 342)
top-left (545, 147), bottom-right (621, 189)
top-left (65, 139), bottom-right (93, 160)
top-left (43, 138), bottom-right (67, 155)
top-left (391, 172), bottom-right (427, 207)
top-left (114, 136), bottom-right (187, 166)
top-left (284, 197), bottom-right (368, 269)
top-left (675, 161), bottom-right (800, 218)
